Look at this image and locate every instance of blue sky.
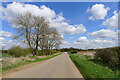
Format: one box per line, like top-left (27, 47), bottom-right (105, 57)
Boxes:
top-left (0, 2), bottom-right (119, 49)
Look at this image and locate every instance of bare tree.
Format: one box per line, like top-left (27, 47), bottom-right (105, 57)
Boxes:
top-left (48, 29), bottom-right (62, 50)
top-left (13, 12), bottom-right (63, 55)
top-left (13, 13), bottom-right (34, 50)
top-left (31, 16), bottom-right (49, 55)
top-left (39, 28), bottom-right (63, 55)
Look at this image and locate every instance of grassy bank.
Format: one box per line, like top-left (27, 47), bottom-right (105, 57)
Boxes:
top-left (69, 53), bottom-right (118, 79)
top-left (2, 52), bottom-right (62, 72)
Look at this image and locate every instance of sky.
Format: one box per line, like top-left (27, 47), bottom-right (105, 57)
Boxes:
top-left (0, 2), bottom-right (119, 49)
top-left (0, 0), bottom-right (119, 2)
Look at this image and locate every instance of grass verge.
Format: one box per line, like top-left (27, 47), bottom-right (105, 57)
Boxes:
top-left (69, 53), bottom-right (118, 79)
top-left (2, 52), bottom-right (62, 72)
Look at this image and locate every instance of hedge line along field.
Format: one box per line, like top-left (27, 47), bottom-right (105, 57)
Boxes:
top-left (69, 53), bottom-right (118, 79)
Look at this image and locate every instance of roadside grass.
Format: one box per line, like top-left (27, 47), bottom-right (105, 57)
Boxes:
top-left (27, 53), bottom-right (62, 62)
top-left (89, 59), bottom-right (119, 70)
top-left (69, 53), bottom-right (118, 79)
top-left (2, 52), bottom-right (62, 72)
top-left (89, 59), bottom-right (120, 78)
top-left (2, 60), bottom-right (29, 72)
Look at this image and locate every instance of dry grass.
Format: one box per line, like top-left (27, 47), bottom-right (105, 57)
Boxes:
top-left (37, 55), bottom-right (48, 58)
top-left (78, 51), bottom-right (96, 57)
top-left (2, 55), bottom-right (50, 68)
top-left (2, 52), bottom-right (62, 72)
top-left (2, 57), bottom-right (26, 68)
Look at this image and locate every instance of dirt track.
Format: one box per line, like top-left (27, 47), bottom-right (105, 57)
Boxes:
top-left (3, 52), bottom-right (83, 78)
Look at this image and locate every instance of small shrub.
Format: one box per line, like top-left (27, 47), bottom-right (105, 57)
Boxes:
top-left (112, 47), bottom-right (120, 66)
top-left (8, 46), bottom-right (30, 57)
top-left (50, 50), bottom-right (58, 54)
top-left (94, 49), bottom-right (119, 65)
top-left (70, 50), bottom-right (78, 54)
top-left (36, 50), bottom-right (43, 56)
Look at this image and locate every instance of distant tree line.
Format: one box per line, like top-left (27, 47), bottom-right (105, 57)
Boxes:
top-left (59, 47), bottom-right (96, 52)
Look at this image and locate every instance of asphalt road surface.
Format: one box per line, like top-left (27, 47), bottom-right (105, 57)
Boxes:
top-left (3, 52), bottom-right (83, 78)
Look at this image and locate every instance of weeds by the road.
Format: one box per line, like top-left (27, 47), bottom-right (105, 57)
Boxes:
top-left (2, 52), bottom-right (62, 72)
top-left (69, 53), bottom-right (118, 79)
top-left (27, 52), bottom-right (62, 62)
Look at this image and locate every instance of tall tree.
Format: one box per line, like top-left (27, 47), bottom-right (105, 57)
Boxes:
top-left (39, 28), bottom-right (63, 55)
top-left (13, 13), bottom-right (34, 50)
top-left (13, 12), bottom-right (63, 55)
top-left (31, 16), bottom-right (49, 55)
top-left (12, 13), bottom-right (49, 55)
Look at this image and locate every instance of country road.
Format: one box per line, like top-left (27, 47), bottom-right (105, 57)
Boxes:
top-left (3, 52), bottom-right (83, 78)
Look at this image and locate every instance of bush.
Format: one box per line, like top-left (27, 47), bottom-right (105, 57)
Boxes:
top-left (94, 48), bottom-right (119, 65)
top-left (50, 49), bottom-right (58, 54)
top-left (8, 46), bottom-right (30, 57)
top-left (36, 50), bottom-right (43, 56)
top-left (70, 50), bottom-right (78, 54)
top-left (112, 47), bottom-right (120, 66)
top-left (36, 49), bottom-right (59, 56)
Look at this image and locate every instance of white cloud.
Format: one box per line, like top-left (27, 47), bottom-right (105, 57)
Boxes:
top-left (78, 36), bottom-right (88, 42)
top-left (88, 16), bottom-right (95, 20)
top-left (88, 29), bottom-right (117, 39)
top-left (76, 37), bottom-right (116, 49)
top-left (61, 35), bottom-right (64, 38)
top-left (102, 12), bottom-right (118, 29)
top-left (1, 2), bottom-right (87, 35)
top-left (50, 21), bottom-right (87, 35)
top-left (60, 40), bottom-right (71, 48)
top-left (0, 37), bottom-right (28, 50)
top-left (113, 11), bottom-right (117, 14)
top-left (0, 38), bottom-right (15, 50)
top-left (113, 30), bottom-right (120, 41)
top-left (69, 37), bottom-right (74, 39)
top-left (0, 31), bottom-right (14, 37)
top-left (88, 4), bottom-right (110, 20)
top-left (60, 36), bottom-right (117, 49)
top-left (0, 31), bottom-right (15, 49)
top-left (61, 38), bottom-right (116, 49)
top-left (0, 37), bottom-right (4, 40)
top-left (0, 6), bottom-right (3, 19)
top-left (2, 2), bottom-right (56, 21)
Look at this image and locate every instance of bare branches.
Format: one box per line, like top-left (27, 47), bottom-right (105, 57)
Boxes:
top-left (12, 12), bottom-right (63, 55)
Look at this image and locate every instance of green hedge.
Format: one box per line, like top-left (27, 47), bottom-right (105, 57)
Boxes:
top-left (70, 50), bottom-right (78, 54)
top-left (36, 49), bottom-right (59, 56)
top-left (69, 54), bottom-right (117, 79)
top-left (8, 46), bottom-right (31, 57)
